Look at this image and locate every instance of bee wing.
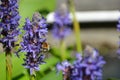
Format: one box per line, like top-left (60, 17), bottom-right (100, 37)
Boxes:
top-left (41, 51), bottom-right (51, 58)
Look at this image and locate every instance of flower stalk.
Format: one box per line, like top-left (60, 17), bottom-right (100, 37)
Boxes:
top-left (30, 74), bottom-right (35, 80)
top-left (68, 0), bottom-right (82, 53)
top-left (60, 39), bottom-right (67, 61)
top-left (6, 52), bottom-right (12, 80)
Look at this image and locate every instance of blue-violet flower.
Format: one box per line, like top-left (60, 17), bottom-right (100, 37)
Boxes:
top-left (52, 10), bottom-right (71, 40)
top-left (117, 17), bottom-right (120, 57)
top-left (0, 0), bottom-right (20, 53)
top-left (117, 17), bottom-right (120, 32)
top-left (56, 46), bottom-right (106, 80)
top-left (17, 12), bottom-right (48, 75)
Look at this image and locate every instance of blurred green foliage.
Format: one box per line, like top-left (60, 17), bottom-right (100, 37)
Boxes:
top-left (38, 8), bottom-right (50, 17)
top-left (19, 0), bottom-right (56, 27)
top-left (106, 78), bottom-right (120, 80)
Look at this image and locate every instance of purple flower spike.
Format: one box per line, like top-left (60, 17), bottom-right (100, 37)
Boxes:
top-left (72, 47), bottom-right (105, 80)
top-left (52, 11), bottom-right (71, 40)
top-left (117, 16), bottom-right (120, 58)
top-left (117, 18), bottom-right (120, 31)
top-left (56, 46), bottom-right (106, 80)
top-left (117, 49), bottom-right (120, 57)
top-left (23, 54), bottom-right (45, 75)
top-left (56, 61), bottom-right (72, 80)
top-left (17, 12), bottom-right (48, 75)
top-left (0, 0), bottom-right (20, 52)
top-left (56, 61), bottom-right (71, 73)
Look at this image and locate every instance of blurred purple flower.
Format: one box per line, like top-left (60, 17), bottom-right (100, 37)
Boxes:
top-left (56, 61), bottom-right (72, 80)
top-left (56, 61), bottom-right (71, 73)
top-left (17, 13), bottom-right (48, 75)
top-left (72, 48), bottom-right (105, 80)
top-left (0, 0), bottom-right (20, 52)
top-left (52, 11), bottom-right (71, 40)
top-left (117, 18), bottom-right (120, 32)
top-left (56, 47), bottom-right (106, 80)
top-left (117, 48), bottom-right (120, 56)
top-left (116, 39), bottom-right (120, 58)
top-left (117, 17), bottom-right (120, 57)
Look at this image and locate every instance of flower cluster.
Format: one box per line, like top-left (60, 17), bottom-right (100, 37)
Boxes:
top-left (117, 17), bottom-right (120, 57)
top-left (52, 11), bottom-right (71, 40)
top-left (56, 46), bottom-right (106, 80)
top-left (56, 61), bottom-right (72, 80)
top-left (117, 18), bottom-right (120, 32)
top-left (0, 0), bottom-right (20, 53)
top-left (17, 12), bottom-right (48, 75)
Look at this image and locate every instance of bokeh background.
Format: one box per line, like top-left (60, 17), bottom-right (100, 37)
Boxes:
top-left (0, 0), bottom-right (120, 80)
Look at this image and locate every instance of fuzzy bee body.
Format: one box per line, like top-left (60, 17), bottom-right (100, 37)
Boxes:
top-left (41, 42), bottom-right (50, 52)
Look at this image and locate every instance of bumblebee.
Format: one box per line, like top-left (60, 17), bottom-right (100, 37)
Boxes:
top-left (41, 42), bottom-right (50, 52)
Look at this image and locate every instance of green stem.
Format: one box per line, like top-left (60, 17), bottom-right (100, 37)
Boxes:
top-left (30, 70), bottom-right (36, 80)
top-left (30, 75), bottom-right (35, 80)
top-left (6, 52), bottom-right (12, 80)
top-left (60, 39), bottom-right (67, 61)
top-left (68, 0), bottom-right (82, 53)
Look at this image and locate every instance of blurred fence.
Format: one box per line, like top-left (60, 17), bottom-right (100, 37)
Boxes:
top-left (47, 11), bottom-right (120, 23)
top-left (57, 0), bottom-right (120, 11)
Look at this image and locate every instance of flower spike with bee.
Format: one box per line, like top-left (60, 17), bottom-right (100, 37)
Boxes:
top-left (16, 12), bottom-right (49, 75)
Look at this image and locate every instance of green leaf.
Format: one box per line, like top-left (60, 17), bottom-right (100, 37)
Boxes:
top-left (40, 70), bottom-right (62, 80)
top-left (50, 47), bottom-right (72, 60)
top-left (106, 78), bottom-right (120, 80)
top-left (12, 53), bottom-right (25, 78)
top-left (0, 54), bottom-right (6, 80)
top-left (39, 56), bottom-right (60, 73)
